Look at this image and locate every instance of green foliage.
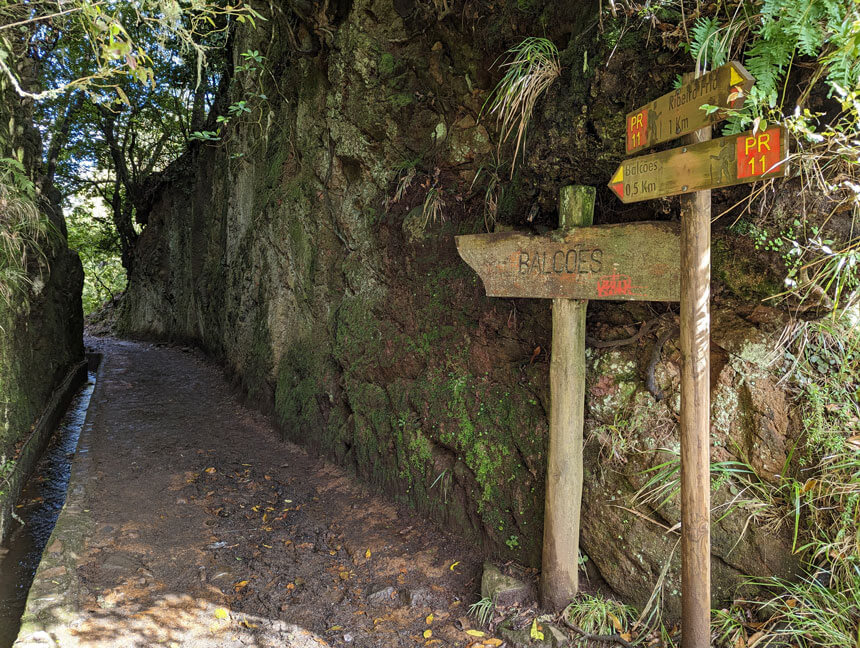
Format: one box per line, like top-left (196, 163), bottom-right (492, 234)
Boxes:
top-left (0, 182), bottom-right (52, 313)
top-left (688, 16), bottom-right (731, 68)
top-left (468, 597), bottom-right (495, 626)
top-left (483, 37), bottom-right (560, 174)
top-left (66, 201), bottom-right (126, 313)
top-left (681, 0), bottom-right (860, 311)
top-left (0, 1), bottom-right (265, 102)
top-left (710, 314), bottom-right (860, 647)
top-left (564, 594), bottom-right (638, 637)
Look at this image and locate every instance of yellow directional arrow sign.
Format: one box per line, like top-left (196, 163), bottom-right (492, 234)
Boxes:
top-left (609, 126), bottom-right (789, 203)
top-left (625, 61), bottom-right (754, 154)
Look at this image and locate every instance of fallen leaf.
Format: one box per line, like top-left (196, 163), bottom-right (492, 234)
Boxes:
top-left (233, 580), bottom-right (249, 590)
top-left (426, 614), bottom-right (434, 624)
top-left (847, 436), bottom-right (860, 450)
top-left (214, 607), bottom-right (229, 619)
top-left (484, 640), bottom-right (503, 647)
top-left (529, 619), bottom-right (544, 641)
top-left (339, 571), bottom-right (350, 580)
top-left (365, 549), bottom-right (372, 559)
top-left (286, 583), bottom-right (295, 590)
top-left (204, 467), bottom-right (216, 474)
top-left (450, 561), bottom-right (460, 572)
top-left (466, 630), bottom-right (485, 637)
top-left (608, 612), bottom-right (622, 632)
top-left (423, 629), bottom-right (432, 639)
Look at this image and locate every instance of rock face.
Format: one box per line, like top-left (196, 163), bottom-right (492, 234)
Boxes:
top-left (0, 63), bottom-right (86, 542)
top-left (119, 0), bottom-right (799, 617)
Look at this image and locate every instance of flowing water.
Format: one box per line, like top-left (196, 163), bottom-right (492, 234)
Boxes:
top-left (0, 371), bottom-right (96, 647)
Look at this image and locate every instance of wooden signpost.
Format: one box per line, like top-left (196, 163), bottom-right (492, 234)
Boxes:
top-left (456, 187), bottom-right (681, 610)
top-left (455, 60), bottom-right (787, 646)
top-left (610, 126), bottom-right (788, 203)
top-left (611, 66), bottom-right (788, 648)
top-left (456, 222), bottom-right (680, 301)
top-left (625, 61), bottom-right (754, 154)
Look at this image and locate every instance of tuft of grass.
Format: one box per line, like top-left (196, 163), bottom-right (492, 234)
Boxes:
top-left (564, 594), bottom-right (638, 637)
top-left (421, 186), bottom-right (445, 228)
top-left (470, 156), bottom-right (506, 232)
top-left (0, 181), bottom-right (52, 312)
top-left (469, 596), bottom-right (494, 626)
top-left (482, 37), bottom-right (560, 174)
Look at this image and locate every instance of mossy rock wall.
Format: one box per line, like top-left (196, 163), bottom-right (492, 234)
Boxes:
top-left (0, 245), bottom-right (85, 540)
top-left (119, 0), bottom-right (799, 617)
top-left (0, 72), bottom-right (86, 528)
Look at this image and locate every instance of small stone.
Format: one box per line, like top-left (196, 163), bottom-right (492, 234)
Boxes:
top-left (480, 562), bottom-right (532, 608)
top-left (366, 584), bottom-right (397, 605)
top-left (343, 633), bottom-right (353, 643)
top-left (399, 587), bottom-right (438, 608)
top-left (47, 539), bottom-right (63, 554)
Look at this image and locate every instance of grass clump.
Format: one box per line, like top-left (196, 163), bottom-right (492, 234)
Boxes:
top-left (564, 594), bottom-right (638, 638)
top-left (0, 179), bottom-right (52, 312)
top-left (482, 37), bottom-right (560, 174)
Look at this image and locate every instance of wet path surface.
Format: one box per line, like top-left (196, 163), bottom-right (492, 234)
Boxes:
top-left (0, 373), bottom-right (96, 647)
top-left (13, 339), bottom-right (487, 648)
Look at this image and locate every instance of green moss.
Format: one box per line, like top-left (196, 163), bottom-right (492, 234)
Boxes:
top-left (713, 237), bottom-right (782, 300)
top-left (389, 92), bottom-right (413, 108)
top-left (378, 52), bottom-right (396, 77)
top-left (275, 339), bottom-right (323, 435)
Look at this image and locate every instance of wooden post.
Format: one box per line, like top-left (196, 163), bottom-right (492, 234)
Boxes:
top-left (540, 185), bottom-right (594, 610)
top-left (679, 91), bottom-right (712, 646)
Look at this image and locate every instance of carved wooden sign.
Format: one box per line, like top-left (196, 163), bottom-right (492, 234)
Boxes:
top-left (625, 61), bottom-right (754, 154)
top-left (609, 126), bottom-right (789, 203)
top-left (455, 221), bottom-right (680, 302)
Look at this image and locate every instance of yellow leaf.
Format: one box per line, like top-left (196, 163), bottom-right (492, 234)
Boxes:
top-left (234, 580), bottom-right (249, 590)
top-left (450, 561), bottom-right (460, 571)
top-left (339, 571), bottom-right (350, 580)
top-left (426, 614), bottom-right (434, 624)
top-left (329, 626), bottom-right (343, 631)
top-left (620, 632), bottom-right (633, 642)
top-left (529, 619), bottom-right (544, 641)
top-left (466, 629), bottom-right (485, 637)
top-left (423, 629), bottom-right (432, 639)
top-left (214, 607), bottom-right (229, 619)
top-left (608, 612), bottom-right (623, 632)
top-left (484, 639), bottom-right (503, 647)
top-left (205, 467), bottom-right (216, 474)
top-left (365, 549), bottom-right (372, 559)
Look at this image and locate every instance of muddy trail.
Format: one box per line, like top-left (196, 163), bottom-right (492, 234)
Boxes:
top-left (12, 338), bottom-right (498, 648)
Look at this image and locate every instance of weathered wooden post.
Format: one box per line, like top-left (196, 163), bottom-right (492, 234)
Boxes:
top-left (679, 95), bottom-right (713, 648)
top-left (541, 185), bottom-right (593, 609)
top-left (609, 62), bottom-right (789, 648)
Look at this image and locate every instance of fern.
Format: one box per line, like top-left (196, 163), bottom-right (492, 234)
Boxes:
top-left (690, 17), bottom-right (726, 68)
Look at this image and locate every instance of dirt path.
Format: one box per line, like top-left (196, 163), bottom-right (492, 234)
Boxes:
top-left (14, 338), bottom-right (492, 648)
